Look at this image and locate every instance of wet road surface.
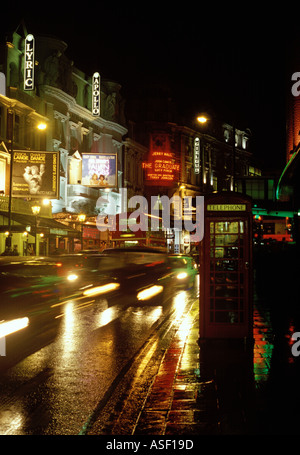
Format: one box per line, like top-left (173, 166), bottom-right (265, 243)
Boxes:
top-left (0, 277), bottom-right (199, 435)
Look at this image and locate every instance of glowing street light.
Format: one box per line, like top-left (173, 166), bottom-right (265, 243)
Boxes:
top-left (37, 122), bottom-right (47, 131)
top-left (197, 116), bottom-right (208, 124)
top-left (78, 214), bottom-right (86, 223)
top-left (31, 205), bottom-right (41, 216)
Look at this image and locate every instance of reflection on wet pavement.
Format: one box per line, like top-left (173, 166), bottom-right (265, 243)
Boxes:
top-left (253, 306), bottom-right (274, 386)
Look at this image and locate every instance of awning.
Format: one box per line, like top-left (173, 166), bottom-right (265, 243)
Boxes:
top-left (0, 211), bottom-right (79, 235)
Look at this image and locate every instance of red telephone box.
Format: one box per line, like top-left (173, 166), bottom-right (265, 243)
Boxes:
top-left (199, 192), bottom-right (253, 340)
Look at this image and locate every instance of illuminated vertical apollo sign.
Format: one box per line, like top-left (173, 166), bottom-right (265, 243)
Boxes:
top-left (194, 137), bottom-right (200, 174)
top-left (92, 72), bottom-right (100, 116)
top-left (24, 34), bottom-right (35, 91)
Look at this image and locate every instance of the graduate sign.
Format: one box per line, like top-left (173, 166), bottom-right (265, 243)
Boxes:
top-left (12, 151), bottom-right (59, 198)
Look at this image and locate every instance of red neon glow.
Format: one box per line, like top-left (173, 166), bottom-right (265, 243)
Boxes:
top-left (142, 133), bottom-right (180, 186)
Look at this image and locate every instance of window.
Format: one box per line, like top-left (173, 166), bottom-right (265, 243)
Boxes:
top-left (224, 129), bottom-right (230, 143)
top-left (14, 114), bottom-right (20, 143)
top-left (82, 130), bottom-right (90, 153)
top-left (245, 180), bottom-right (264, 200)
top-left (0, 159), bottom-right (5, 192)
top-left (242, 136), bottom-right (248, 149)
top-left (212, 175), bottom-right (218, 191)
top-left (0, 106), bottom-right (3, 137)
top-left (209, 220), bottom-right (245, 324)
top-left (267, 179), bottom-right (274, 200)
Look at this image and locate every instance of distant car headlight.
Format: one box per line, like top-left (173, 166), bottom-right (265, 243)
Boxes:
top-left (177, 272), bottom-right (188, 280)
top-left (67, 273), bottom-right (79, 282)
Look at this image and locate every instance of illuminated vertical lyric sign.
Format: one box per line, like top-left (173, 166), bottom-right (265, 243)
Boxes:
top-left (194, 137), bottom-right (200, 174)
top-left (24, 34), bottom-right (35, 91)
top-left (92, 72), bottom-right (100, 116)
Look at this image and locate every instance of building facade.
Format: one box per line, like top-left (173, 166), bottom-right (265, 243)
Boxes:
top-left (127, 116), bottom-right (252, 253)
top-left (0, 28), bottom-right (128, 254)
top-left (0, 25), bottom-right (255, 255)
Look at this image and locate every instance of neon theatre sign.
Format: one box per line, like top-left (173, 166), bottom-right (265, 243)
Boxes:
top-left (24, 34), bottom-right (35, 91)
top-left (142, 133), bottom-right (180, 187)
top-left (92, 72), bottom-right (100, 116)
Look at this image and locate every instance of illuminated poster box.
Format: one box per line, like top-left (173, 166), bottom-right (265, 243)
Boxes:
top-left (12, 150), bottom-right (59, 198)
top-left (81, 153), bottom-right (117, 188)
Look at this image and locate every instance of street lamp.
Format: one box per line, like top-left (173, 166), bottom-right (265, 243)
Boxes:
top-left (31, 204), bottom-right (41, 255)
top-left (197, 116), bottom-right (208, 124)
top-left (37, 122), bottom-right (47, 131)
top-left (6, 109), bottom-right (47, 249)
top-left (78, 214), bottom-right (86, 250)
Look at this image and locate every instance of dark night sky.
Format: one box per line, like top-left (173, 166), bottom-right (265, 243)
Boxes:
top-left (1, 4), bottom-right (294, 171)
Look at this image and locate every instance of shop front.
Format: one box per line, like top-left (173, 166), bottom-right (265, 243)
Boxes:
top-left (0, 197), bottom-right (78, 255)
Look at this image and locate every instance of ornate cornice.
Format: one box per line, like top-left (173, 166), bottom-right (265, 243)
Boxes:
top-left (43, 85), bottom-right (127, 138)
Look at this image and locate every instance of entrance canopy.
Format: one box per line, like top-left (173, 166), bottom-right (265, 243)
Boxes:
top-left (0, 211), bottom-right (78, 236)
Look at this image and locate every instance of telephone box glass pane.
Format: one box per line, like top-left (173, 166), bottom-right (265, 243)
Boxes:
top-left (214, 311), bottom-right (239, 323)
top-left (209, 219), bottom-right (245, 325)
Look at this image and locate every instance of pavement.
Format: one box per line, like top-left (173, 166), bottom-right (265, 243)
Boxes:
top-left (89, 244), bottom-right (300, 439)
top-left (133, 298), bottom-right (220, 435)
top-left (131, 270), bottom-right (300, 436)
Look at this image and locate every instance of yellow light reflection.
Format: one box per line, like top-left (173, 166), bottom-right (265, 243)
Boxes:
top-left (137, 285), bottom-right (163, 301)
top-left (98, 306), bottom-right (120, 327)
top-left (131, 306), bottom-right (163, 325)
top-left (63, 302), bottom-right (75, 329)
top-left (148, 307), bottom-right (163, 322)
top-left (177, 316), bottom-right (194, 343)
top-left (83, 282), bottom-right (120, 297)
top-left (135, 340), bottom-right (158, 379)
top-left (0, 317), bottom-right (29, 338)
top-left (253, 307), bottom-right (274, 385)
top-left (173, 292), bottom-right (195, 343)
top-left (173, 291), bottom-right (187, 317)
top-left (0, 412), bottom-right (24, 435)
top-left (57, 302), bottom-right (77, 361)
